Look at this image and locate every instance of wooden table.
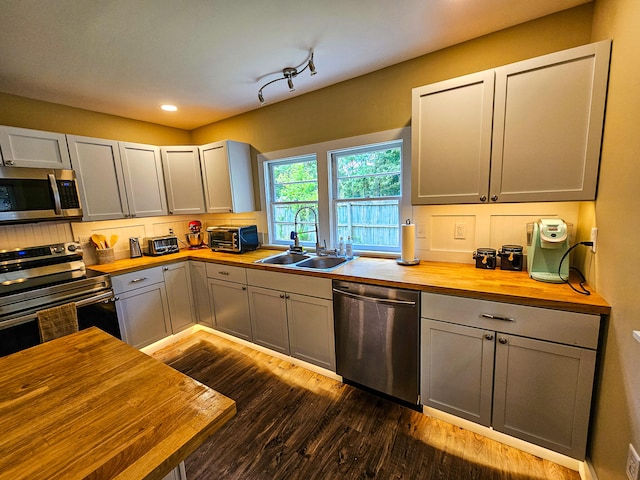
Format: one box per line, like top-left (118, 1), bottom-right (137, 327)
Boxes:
top-left (0, 327), bottom-right (236, 480)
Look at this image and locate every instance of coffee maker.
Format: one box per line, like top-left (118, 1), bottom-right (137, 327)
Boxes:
top-left (526, 218), bottom-right (571, 283)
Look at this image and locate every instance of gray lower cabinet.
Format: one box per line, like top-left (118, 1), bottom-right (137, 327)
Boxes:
top-left (162, 262), bottom-right (197, 333)
top-left (246, 269), bottom-right (335, 371)
top-left (190, 261), bottom-right (213, 327)
top-left (112, 267), bottom-right (171, 349)
top-left (162, 462), bottom-right (186, 480)
top-left (206, 263), bottom-right (252, 341)
top-left (247, 285), bottom-right (289, 354)
top-left (420, 292), bottom-right (600, 460)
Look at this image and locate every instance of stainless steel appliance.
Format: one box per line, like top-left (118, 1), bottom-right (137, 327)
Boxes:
top-left (207, 225), bottom-right (259, 253)
top-left (129, 237), bottom-right (142, 258)
top-left (142, 235), bottom-right (179, 256)
top-left (332, 280), bottom-right (420, 405)
top-left (0, 167), bottom-right (82, 223)
top-left (0, 242), bottom-right (120, 357)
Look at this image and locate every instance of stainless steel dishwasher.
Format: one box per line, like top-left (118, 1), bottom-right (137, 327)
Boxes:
top-left (332, 280), bottom-right (420, 405)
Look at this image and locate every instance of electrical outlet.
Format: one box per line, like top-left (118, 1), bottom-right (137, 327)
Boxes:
top-left (454, 222), bottom-right (466, 240)
top-left (169, 228), bottom-right (174, 236)
top-left (627, 443), bottom-right (640, 480)
top-left (416, 224), bottom-right (426, 238)
top-left (590, 227), bottom-right (598, 253)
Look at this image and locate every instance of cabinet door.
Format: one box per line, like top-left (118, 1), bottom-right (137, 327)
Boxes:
top-left (160, 146), bottom-right (206, 215)
top-left (67, 135), bottom-right (129, 221)
top-left (411, 71), bottom-right (494, 204)
top-left (190, 261), bottom-right (213, 327)
top-left (199, 140), bottom-right (254, 213)
top-left (247, 286), bottom-right (289, 354)
top-left (490, 40), bottom-right (610, 203)
top-left (287, 293), bottom-right (335, 371)
top-left (0, 126), bottom-right (71, 168)
top-left (209, 278), bottom-right (252, 341)
top-left (421, 319), bottom-right (494, 426)
top-left (115, 283), bottom-right (171, 349)
top-left (163, 263), bottom-right (196, 333)
top-left (119, 142), bottom-right (168, 217)
top-left (492, 334), bottom-right (597, 459)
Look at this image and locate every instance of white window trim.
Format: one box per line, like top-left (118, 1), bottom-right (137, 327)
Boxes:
top-left (257, 127), bottom-right (411, 254)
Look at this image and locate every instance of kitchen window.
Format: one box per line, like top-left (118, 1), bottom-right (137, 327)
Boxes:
top-left (331, 142), bottom-right (402, 252)
top-left (265, 155), bottom-right (318, 245)
top-left (259, 128), bottom-right (411, 254)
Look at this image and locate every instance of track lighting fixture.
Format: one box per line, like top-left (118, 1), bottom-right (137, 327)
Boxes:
top-left (257, 51), bottom-right (317, 105)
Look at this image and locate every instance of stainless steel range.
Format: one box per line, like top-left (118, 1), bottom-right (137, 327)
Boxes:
top-left (0, 242), bottom-right (120, 357)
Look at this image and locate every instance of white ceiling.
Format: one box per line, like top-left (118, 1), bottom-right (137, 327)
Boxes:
top-left (0, 0), bottom-right (590, 130)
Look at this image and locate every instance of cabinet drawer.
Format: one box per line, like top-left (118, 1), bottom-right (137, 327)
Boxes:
top-left (205, 263), bottom-right (247, 284)
top-left (246, 269), bottom-right (332, 299)
top-left (112, 266), bottom-right (164, 293)
top-left (421, 292), bottom-right (600, 349)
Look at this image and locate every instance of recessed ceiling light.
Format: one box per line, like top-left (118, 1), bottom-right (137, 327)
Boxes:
top-left (161, 104), bottom-right (178, 112)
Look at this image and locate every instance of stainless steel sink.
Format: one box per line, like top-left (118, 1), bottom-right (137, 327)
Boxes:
top-left (257, 252), bottom-right (310, 265)
top-left (295, 256), bottom-right (348, 270)
top-left (255, 251), bottom-right (355, 271)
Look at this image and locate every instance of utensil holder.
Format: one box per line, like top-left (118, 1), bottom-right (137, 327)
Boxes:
top-left (96, 247), bottom-right (115, 264)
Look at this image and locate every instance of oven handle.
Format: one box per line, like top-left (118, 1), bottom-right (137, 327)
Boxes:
top-left (48, 173), bottom-right (63, 215)
top-left (0, 290), bottom-right (115, 331)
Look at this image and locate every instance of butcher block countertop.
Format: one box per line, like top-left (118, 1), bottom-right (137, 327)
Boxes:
top-left (0, 327), bottom-right (236, 480)
top-left (90, 248), bottom-right (610, 315)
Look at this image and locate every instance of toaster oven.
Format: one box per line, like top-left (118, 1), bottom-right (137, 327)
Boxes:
top-left (142, 235), bottom-right (179, 256)
top-left (207, 225), bottom-right (259, 253)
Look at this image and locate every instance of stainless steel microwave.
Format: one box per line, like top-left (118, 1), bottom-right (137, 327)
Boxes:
top-left (207, 225), bottom-right (259, 253)
top-left (0, 167), bottom-right (83, 223)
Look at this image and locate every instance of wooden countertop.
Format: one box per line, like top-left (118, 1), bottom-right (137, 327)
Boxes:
top-left (0, 327), bottom-right (236, 480)
top-left (89, 248), bottom-right (610, 315)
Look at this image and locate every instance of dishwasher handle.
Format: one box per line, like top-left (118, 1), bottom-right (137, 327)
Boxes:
top-left (332, 288), bottom-right (417, 306)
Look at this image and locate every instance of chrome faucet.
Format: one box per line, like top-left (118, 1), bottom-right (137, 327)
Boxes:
top-left (291, 206), bottom-right (322, 253)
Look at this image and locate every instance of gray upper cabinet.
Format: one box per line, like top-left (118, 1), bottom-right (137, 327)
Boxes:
top-left (412, 40), bottom-right (611, 204)
top-left (160, 146), bottom-right (206, 215)
top-left (0, 126), bottom-right (71, 169)
top-left (118, 142), bottom-right (168, 217)
top-left (412, 71), bottom-right (495, 205)
top-left (199, 140), bottom-right (255, 213)
top-left (68, 136), bottom-right (168, 220)
top-left (67, 135), bottom-right (129, 221)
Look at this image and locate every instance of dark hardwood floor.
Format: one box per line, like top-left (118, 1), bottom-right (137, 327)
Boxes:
top-left (152, 330), bottom-right (581, 480)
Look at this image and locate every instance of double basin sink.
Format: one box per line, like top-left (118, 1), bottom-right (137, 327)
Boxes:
top-left (255, 251), bottom-right (355, 271)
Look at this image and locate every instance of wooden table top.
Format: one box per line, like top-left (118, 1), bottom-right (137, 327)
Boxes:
top-left (90, 248), bottom-right (610, 315)
top-left (0, 327), bottom-right (236, 480)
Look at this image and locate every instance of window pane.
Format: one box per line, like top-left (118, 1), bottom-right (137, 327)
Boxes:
top-left (335, 200), bottom-right (400, 248)
top-left (271, 160), bottom-right (318, 202)
top-left (335, 147), bottom-right (401, 200)
top-left (271, 202), bottom-right (318, 243)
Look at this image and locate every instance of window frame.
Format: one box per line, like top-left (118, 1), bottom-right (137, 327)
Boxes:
top-left (329, 140), bottom-right (404, 253)
top-left (258, 128), bottom-right (411, 255)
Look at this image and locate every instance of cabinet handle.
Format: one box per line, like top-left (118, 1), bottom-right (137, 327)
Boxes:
top-left (130, 277), bottom-right (148, 283)
top-left (280, 294), bottom-right (285, 299)
top-left (491, 195), bottom-right (498, 202)
top-left (481, 313), bottom-right (514, 322)
top-left (113, 296), bottom-right (120, 301)
top-left (485, 334), bottom-right (494, 341)
top-left (242, 286), bottom-right (247, 291)
top-left (285, 294), bottom-right (290, 299)
top-left (163, 267), bottom-right (169, 271)
top-left (218, 271), bottom-right (229, 276)
top-left (498, 337), bottom-right (508, 344)
top-left (480, 195), bottom-right (487, 202)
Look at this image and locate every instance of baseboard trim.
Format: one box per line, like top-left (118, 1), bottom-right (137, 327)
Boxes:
top-left (423, 406), bottom-right (584, 473)
top-left (580, 459), bottom-right (598, 480)
top-left (194, 325), bottom-right (342, 381)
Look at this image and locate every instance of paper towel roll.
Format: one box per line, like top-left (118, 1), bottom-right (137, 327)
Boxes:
top-left (401, 222), bottom-right (415, 262)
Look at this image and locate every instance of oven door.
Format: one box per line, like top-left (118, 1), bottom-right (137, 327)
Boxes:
top-left (0, 290), bottom-right (120, 357)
